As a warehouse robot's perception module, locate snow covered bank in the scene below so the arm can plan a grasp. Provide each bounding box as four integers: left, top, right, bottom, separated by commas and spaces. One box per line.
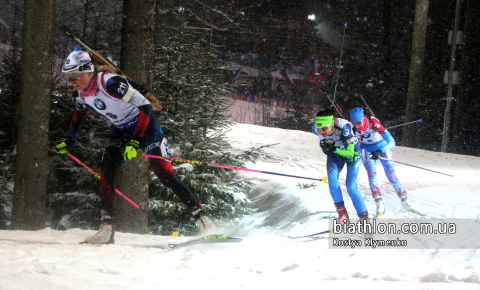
1, 123, 480, 290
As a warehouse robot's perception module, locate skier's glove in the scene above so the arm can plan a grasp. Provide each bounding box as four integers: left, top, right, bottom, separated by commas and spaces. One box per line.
370, 149, 383, 160
53, 137, 74, 154
123, 139, 140, 161
320, 140, 336, 155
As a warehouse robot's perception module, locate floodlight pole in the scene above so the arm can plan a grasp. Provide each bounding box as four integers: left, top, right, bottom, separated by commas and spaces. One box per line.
441, 0, 462, 152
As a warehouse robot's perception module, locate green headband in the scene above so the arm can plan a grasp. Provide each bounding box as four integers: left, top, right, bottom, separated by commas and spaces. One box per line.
314, 116, 334, 128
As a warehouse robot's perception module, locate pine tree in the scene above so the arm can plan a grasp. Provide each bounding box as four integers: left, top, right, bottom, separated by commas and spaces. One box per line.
0, 52, 21, 228
43, 3, 261, 235
147, 7, 257, 235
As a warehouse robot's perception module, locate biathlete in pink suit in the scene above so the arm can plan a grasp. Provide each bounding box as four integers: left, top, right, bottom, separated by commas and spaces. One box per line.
350, 107, 413, 216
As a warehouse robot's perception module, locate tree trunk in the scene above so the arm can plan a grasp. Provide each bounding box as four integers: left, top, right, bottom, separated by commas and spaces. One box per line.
115, 158, 150, 233
11, 0, 55, 230
115, 0, 156, 234
402, 0, 429, 147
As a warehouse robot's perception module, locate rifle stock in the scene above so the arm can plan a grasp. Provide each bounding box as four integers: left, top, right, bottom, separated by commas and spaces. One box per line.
144, 92, 164, 111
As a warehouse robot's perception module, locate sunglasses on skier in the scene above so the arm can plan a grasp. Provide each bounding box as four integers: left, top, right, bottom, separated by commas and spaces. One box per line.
315, 126, 331, 134
352, 120, 363, 127
65, 72, 84, 82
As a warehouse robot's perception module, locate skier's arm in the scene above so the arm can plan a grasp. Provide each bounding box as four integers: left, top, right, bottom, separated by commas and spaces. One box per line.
334, 142, 355, 159
380, 131, 396, 153
371, 117, 395, 153
67, 92, 89, 140
312, 123, 318, 135
370, 117, 386, 134
334, 122, 357, 159
132, 104, 153, 138
105, 75, 152, 138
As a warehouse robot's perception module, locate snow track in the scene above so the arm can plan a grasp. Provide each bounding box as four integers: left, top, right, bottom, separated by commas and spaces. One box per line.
1, 123, 480, 289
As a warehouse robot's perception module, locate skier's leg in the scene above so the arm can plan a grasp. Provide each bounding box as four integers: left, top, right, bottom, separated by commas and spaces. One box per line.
380, 151, 406, 197
327, 156, 349, 223
364, 153, 385, 216
363, 157, 381, 198
364, 157, 385, 216
98, 140, 124, 210
85, 139, 124, 244
346, 158, 371, 234
380, 151, 411, 210
148, 139, 201, 209
327, 156, 343, 204
146, 137, 215, 232
345, 157, 367, 215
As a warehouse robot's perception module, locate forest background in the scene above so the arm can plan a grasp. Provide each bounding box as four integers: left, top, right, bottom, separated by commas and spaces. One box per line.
0, 0, 479, 235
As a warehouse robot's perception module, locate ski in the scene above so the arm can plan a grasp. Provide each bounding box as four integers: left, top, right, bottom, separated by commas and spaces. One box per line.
78, 235, 242, 248
287, 229, 331, 239
296, 211, 337, 220
407, 208, 427, 217
369, 209, 426, 219
403, 202, 427, 217
0, 238, 62, 245
167, 235, 243, 249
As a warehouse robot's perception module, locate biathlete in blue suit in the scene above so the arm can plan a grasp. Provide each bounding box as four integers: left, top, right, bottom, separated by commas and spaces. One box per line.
312, 107, 368, 223
350, 107, 412, 216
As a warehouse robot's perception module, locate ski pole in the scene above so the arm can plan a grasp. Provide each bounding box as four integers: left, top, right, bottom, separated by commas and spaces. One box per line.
288, 229, 332, 239
378, 156, 454, 177
141, 154, 328, 183
336, 103, 344, 114
67, 153, 141, 209
356, 119, 423, 137
358, 94, 375, 117
324, 95, 344, 118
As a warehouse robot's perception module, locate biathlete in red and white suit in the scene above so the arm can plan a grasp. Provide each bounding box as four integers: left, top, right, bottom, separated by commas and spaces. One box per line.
53, 46, 214, 244
350, 107, 412, 216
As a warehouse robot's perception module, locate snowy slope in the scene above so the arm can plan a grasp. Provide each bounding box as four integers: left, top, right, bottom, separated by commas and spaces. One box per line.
1, 122, 480, 290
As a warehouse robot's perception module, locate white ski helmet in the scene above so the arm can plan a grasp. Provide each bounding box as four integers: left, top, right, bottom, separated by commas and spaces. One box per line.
62, 46, 94, 73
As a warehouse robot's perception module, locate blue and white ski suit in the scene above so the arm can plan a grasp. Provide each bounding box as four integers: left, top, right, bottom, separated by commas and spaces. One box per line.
312, 118, 366, 214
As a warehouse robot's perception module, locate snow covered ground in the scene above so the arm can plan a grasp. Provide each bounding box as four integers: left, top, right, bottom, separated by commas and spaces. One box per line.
1, 122, 480, 290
